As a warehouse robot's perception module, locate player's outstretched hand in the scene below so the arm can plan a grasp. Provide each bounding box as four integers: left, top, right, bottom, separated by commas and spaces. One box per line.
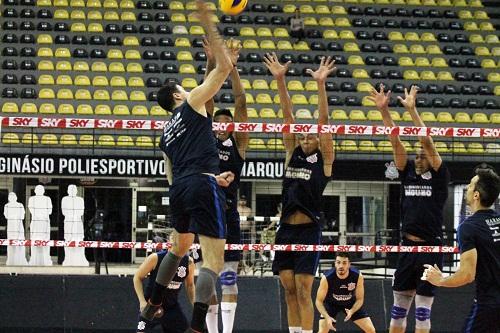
225, 38, 242, 66
344, 308, 353, 322
202, 36, 214, 63
367, 84, 391, 112
216, 171, 235, 187
326, 315, 336, 331
263, 52, 290, 79
421, 264, 444, 286
306, 56, 336, 83
398, 85, 419, 110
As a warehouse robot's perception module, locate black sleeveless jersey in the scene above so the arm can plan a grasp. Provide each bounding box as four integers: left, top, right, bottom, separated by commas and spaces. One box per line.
458, 209, 500, 305
217, 135, 244, 210
400, 161, 450, 241
281, 147, 330, 224
144, 251, 190, 308
324, 268, 360, 308
159, 102, 219, 182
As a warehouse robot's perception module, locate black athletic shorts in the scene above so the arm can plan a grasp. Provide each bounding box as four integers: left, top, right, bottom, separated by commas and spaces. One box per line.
462, 302, 500, 333
136, 303, 188, 333
322, 303, 370, 322
224, 208, 241, 262
392, 238, 443, 297
272, 222, 321, 275
170, 174, 226, 239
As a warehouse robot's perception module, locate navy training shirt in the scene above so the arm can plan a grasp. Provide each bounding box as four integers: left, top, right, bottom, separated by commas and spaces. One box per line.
144, 251, 190, 308
457, 209, 500, 306
281, 147, 330, 224
159, 102, 219, 182
400, 160, 450, 241
324, 268, 360, 308
217, 135, 244, 211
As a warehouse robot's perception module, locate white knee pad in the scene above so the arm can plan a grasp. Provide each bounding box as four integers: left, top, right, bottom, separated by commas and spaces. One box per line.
390, 290, 415, 328
220, 261, 238, 295
415, 295, 434, 330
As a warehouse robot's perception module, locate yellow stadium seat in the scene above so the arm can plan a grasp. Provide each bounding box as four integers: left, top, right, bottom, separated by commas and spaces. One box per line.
55, 0, 68, 5
70, 0, 85, 6
57, 89, 74, 100
393, 44, 409, 53
288, 81, 304, 91
480, 22, 494, 31
245, 93, 255, 104
486, 143, 500, 154
259, 108, 277, 118
37, 34, 53, 44
136, 136, 154, 148
120, 11, 136, 21
458, 10, 473, 19
308, 95, 319, 105
353, 69, 370, 79
97, 135, 115, 147
38, 48, 53, 57
54, 9, 69, 19
331, 6, 347, 15
111, 90, 128, 101
488, 73, 500, 82
475, 46, 491, 56
291, 95, 308, 105
495, 86, 500, 96
77, 104, 93, 114
130, 91, 146, 101
405, 32, 420, 41
244, 108, 257, 118
434, 142, 448, 153
93, 105, 111, 115
455, 112, 472, 123
437, 71, 454, 81
481, 59, 496, 68
87, 0, 102, 7
331, 109, 348, 120
402, 111, 412, 121
472, 112, 489, 123
104, 11, 119, 20
87, 10, 102, 20
474, 10, 489, 19
150, 105, 168, 116
415, 57, 431, 67
240, 27, 256, 37
467, 143, 484, 154
420, 111, 436, 122
399, 57, 414, 66
92, 76, 109, 86
189, 25, 205, 35
75, 89, 92, 100
175, 37, 191, 48
103, 0, 118, 7
2, 133, 20, 144
58, 104, 74, 114
349, 110, 367, 121
283, 4, 297, 13
267, 138, 285, 151
107, 49, 123, 59
296, 109, 313, 119
239, 79, 251, 90
39, 89, 55, 99
366, 110, 382, 121
56, 75, 73, 86
94, 90, 110, 101
256, 94, 273, 104
390, 111, 402, 121
169, 1, 184, 10
91, 62, 108, 72
305, 81, 318, 91
407, 0, 421, 4
357, 82, 373, 92
273, 28, 289, 38
260, 40, 277, 49
469, 34, 485, 43
181, 78, 197, 90
404, 70, 420, 80
420, 71, 437, 80
22, 103, 37, 114
257, 28, 273, 37
485, 35, 499, 44
123, 50, 141, 60
132, 105, 149, 116
179, 64, 196, 74
74, 75, 90, 86
340, 140, 358, 152
450, 142, 466, 154
22, 133, 38, 144
437, 112, 454, 122
38, 75, 55, 85
55, 61, 71, 71
128, 77, 144, 87
171, 13, 187, 22
113, 105, 130, 115
491, 113, 500, 124
59, 134, 77, 145
38, 60, 54, 71
277, 41, 293, 50
126, 63, 143, 73
431, 58, 447, 67
252, 79, 269, 90
377, 141, 393, 152
109, 76, 126, 87
300, 5, 315, 13
421, 33, 436, 42
491, 47, 500, 57
73, 61, 90, 71
78, 135, 95, 146
315, 5, 330, 14
389, 32, 404, 41
340, 30, 355, 40
243, 40, 259, 49
359, 141, 377, 152
293, 41, 310, 51
361, 96, 375, 107
323, 30, 338, 39
410, 44, 426, 54
335, 17, 351, 27
71, 23, 87, 32
109, 62, 125, 72
426, 45, 442, 54
348, 55, 365, 65
248, 138, 267, 150
122, 36, 139, 46
344, 42, 360, 52
40, 103, 56, 114
2, 102, 19, 113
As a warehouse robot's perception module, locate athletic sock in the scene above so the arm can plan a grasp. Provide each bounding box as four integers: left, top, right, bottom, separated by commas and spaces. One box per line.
221, 301, 237, 333
289, 327, 302, 333
191, 268, 218, 331
205, 304, 219, 333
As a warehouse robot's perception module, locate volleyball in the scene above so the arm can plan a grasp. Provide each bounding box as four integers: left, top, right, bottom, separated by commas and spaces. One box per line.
219, 0, 248, 15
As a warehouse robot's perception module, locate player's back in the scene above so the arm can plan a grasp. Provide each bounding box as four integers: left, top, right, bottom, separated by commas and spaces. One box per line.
160, 102, 219, 182
459, 209, 500, 305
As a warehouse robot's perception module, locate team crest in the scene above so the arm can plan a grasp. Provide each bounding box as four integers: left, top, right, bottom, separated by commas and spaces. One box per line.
421, 171, 432, 180
347, 282, 356, 291
177, 266, 187, 278
222, 138, 233, 147
306, 153, 318, 163
385, 161, 399, 180
137, 321, 146, 330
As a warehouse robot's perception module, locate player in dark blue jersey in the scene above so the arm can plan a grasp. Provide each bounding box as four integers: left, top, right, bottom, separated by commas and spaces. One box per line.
316, 253, 376, 333
133, 249, 195, 333
140, 2, 237, 332
369, 85, 450, 333
422, 167, 500, 333
264, 53, 336, 333
202, 36, 249, 333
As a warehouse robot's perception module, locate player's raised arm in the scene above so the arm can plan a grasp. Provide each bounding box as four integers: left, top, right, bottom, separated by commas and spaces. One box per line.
399, 86, 442, 171
306, 56, 336, 177
368, 84, 407, 171
202, 36, 216, 116
263, 52, 295, 165
187, 0, 233, 113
